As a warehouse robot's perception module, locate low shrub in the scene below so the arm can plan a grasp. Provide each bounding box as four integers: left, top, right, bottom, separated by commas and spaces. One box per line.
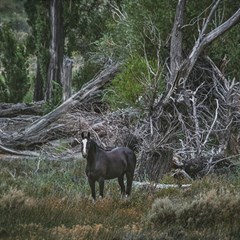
148, 188, 240, 239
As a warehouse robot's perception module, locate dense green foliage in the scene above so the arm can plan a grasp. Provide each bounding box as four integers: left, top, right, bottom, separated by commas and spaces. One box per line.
24, 1, 50, 101
63, 0, 113, 90
98, 0, 174, 109
96, 0, 175, 60
0, 0, 240, 107
104, 55, 165, 110
0, 0, 28, 32
0, 24, 29, 103
100, 0, 240, 109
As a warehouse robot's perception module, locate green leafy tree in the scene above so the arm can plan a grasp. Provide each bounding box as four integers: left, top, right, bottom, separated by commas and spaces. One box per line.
25, 1, 50, 101
0, 75, 8, 102
63, 0, 113, 89
96, 0, 175, 61
24, 0, 111, 105
0, 24, 29, 103
99, 0, 173, 110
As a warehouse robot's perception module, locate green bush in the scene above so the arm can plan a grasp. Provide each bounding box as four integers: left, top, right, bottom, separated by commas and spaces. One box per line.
104, 55, 164, 110
148, 188, 240, 238
95, 0, 175, 61
73, 61, 102, 91
0, 24, 29, 103
0, 75, 9, 102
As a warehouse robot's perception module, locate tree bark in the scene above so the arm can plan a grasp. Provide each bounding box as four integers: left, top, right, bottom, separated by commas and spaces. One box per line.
45, 0, 64, 102
34, 60, 44, 101
61, 56, 73, 101
169, 0, 186, 86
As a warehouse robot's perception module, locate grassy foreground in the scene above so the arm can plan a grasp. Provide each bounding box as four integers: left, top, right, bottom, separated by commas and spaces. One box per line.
0, 157, 240, 239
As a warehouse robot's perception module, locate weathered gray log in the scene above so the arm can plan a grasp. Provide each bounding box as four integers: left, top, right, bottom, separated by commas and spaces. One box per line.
0, 102, 44, 118
0, 144, 39, 157
132, 181, 191, 189
169, 0, 186, 87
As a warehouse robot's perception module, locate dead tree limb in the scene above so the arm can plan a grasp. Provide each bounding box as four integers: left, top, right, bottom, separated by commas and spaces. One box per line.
180, 6, 240, 86
161, 3, 240, 106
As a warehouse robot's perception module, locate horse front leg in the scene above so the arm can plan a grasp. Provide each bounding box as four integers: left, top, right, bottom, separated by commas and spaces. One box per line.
88, 178, 96, 201
99, 177, 105, 198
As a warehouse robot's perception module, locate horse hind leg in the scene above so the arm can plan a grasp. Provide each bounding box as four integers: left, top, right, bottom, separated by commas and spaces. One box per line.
126, 172, 134, 196
99, 177, 105, 199
118, 175, 126, 197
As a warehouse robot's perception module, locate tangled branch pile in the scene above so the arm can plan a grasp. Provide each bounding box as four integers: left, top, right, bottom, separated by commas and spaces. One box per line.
136, 57, 240, 181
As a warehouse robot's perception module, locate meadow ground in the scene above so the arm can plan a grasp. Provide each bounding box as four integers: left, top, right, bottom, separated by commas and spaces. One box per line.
0, 157, 240, 239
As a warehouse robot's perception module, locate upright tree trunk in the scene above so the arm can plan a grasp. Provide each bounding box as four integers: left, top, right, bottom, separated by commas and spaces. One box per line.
61, 57, 73, 101
33, 60, 44, 101
169, 0, 186, 86
45, 0, 64, 102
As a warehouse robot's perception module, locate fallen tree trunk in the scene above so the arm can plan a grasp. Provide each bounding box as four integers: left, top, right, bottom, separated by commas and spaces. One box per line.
0, 144, 39, 157
0, 102, 44, 118
133, 181, 191, 190
1, 63, 120, 148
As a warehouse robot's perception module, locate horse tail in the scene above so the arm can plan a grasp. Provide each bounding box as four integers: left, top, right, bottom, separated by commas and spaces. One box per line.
125, 134, 139, 153
124, 149, 137, 173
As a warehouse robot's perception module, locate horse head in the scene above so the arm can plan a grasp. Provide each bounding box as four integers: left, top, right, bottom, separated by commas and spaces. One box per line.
81, 131, 91, 158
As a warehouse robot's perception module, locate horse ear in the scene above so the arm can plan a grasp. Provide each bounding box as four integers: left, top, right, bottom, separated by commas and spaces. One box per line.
87, 132, 90, 138
81, 132, 85, 139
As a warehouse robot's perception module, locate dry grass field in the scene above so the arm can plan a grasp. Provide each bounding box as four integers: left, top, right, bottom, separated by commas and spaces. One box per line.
0, 157, 240, 239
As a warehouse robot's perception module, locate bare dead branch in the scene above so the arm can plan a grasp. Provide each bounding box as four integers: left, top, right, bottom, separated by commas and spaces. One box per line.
204, 8, 240, 45
203, 99, 219, 147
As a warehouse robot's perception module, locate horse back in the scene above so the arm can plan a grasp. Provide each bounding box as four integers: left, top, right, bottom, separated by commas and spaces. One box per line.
108, 147, 136, 171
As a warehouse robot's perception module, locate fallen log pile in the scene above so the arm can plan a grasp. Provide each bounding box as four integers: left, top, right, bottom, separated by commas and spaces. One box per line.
0, 63, 139, 165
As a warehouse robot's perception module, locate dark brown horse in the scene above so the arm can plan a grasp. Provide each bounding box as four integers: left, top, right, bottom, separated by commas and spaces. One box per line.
81, 132, 136, 200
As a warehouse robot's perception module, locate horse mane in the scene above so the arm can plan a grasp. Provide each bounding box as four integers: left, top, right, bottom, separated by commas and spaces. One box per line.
90, 139, 114, 151
90, 139, 104, 150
